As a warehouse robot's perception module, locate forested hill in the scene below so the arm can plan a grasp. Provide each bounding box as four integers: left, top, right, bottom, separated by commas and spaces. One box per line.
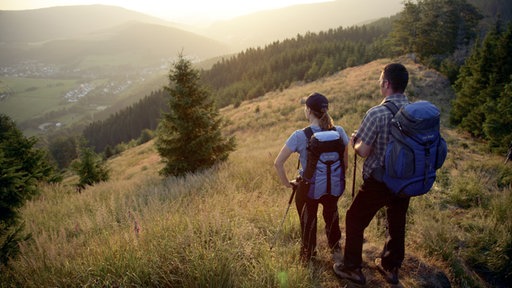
200, 21, 392, 108
80, 21, 393, 154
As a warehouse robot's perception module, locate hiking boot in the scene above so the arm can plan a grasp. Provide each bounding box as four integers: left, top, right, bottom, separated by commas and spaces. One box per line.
333, 263, 366, 285
375, 258, 399, 285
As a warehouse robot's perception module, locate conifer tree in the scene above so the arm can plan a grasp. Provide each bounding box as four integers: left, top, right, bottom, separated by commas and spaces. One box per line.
452, 22, 512, 152
390, 1, 420, 55
390, 0, 481, 62
71, 144, 109, 190
48, 135, 78, 169
484, 80, 512, 151
0, 114, 57, 266
156, 54, 236, 176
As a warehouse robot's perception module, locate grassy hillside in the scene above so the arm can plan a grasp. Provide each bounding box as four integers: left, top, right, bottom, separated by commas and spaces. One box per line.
2, 58, 510, 287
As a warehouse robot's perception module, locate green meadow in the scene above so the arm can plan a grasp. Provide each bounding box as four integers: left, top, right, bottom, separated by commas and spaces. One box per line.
0, 77, 78, 122
0, 69, 167, 136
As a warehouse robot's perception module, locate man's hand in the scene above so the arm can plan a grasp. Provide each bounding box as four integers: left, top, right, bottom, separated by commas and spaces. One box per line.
350, 130, 358, 148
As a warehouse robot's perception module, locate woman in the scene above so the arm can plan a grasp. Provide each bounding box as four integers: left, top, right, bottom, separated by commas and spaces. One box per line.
274, 92, 349, 262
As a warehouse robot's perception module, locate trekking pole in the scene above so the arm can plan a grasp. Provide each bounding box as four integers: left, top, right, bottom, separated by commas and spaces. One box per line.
270, 182, 297, 250
352, 153, 357, 199
506, 142, 512, 164
351, 135, 359, 199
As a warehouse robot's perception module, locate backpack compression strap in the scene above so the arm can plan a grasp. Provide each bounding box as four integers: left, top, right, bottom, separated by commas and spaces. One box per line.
303, 126, 337, 140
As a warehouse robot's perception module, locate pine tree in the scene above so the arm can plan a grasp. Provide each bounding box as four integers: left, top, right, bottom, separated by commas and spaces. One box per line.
48, 135, 78, 169
390, 0, 481, 62
484, 80, 512, 152
390, 1, 419, 55
483, 23, 512, 152
452, 22, 512, 151
71, 144, 109, 191
156, 54, 236, 176
450, 36, 491, 137
0, 114, 57, 266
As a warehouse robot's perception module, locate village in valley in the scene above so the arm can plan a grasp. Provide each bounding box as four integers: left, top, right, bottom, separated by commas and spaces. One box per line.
0, 59, 171, 133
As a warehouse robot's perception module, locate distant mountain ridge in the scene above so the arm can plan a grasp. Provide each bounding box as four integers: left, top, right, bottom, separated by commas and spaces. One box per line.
0, 5, 230, 65
1, 1, 508, 60
0, 5, 177, 42
0, 2, 404, 54
205, 0, 403, 50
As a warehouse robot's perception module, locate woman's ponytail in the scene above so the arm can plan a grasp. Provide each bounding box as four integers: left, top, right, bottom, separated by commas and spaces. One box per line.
311, 109, 334, 130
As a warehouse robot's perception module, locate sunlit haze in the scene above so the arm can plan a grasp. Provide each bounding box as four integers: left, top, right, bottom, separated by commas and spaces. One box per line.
1, 0, 335, 25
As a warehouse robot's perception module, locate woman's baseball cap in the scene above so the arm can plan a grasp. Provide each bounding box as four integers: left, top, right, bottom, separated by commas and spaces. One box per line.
305, 92, 329, 113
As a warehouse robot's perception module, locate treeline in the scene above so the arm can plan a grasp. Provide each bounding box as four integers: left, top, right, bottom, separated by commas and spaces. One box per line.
200, 22, 393, 108
389, 0, 483, 82
82, 90, 168, 153
451, 21, 512, 153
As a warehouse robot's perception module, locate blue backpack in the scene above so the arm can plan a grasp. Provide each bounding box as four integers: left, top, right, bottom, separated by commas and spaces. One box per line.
381, 101, 447, 197
302, 127, 345, 199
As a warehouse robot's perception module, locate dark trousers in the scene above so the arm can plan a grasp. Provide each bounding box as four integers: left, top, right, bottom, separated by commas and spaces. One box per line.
343, 177, 410, 269
295, 184, 342, 256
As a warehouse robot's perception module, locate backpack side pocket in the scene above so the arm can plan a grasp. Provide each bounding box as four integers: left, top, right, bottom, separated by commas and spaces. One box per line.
435, 137, 448, 170
385, 140, 415, 178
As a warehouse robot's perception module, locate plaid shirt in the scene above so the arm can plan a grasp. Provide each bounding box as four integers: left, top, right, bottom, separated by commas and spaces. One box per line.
355, 94, 409, 180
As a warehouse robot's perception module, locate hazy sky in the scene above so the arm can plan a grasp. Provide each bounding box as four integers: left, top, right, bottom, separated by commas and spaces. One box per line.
0, 0, 334, 25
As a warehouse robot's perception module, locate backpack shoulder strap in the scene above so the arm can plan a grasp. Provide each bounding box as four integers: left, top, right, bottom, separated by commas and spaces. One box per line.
303, 126, 314, 140
299, 127, 314, 171
382, 100, 399, 116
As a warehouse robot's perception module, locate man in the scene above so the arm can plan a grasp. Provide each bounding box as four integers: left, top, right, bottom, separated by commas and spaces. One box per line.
333, 63, 410, 285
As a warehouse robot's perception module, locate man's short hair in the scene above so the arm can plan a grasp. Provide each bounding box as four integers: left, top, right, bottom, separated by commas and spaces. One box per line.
383, 63, 409, 93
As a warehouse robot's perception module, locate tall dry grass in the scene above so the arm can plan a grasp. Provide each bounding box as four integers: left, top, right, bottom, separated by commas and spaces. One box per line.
2, 58, 510, 287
